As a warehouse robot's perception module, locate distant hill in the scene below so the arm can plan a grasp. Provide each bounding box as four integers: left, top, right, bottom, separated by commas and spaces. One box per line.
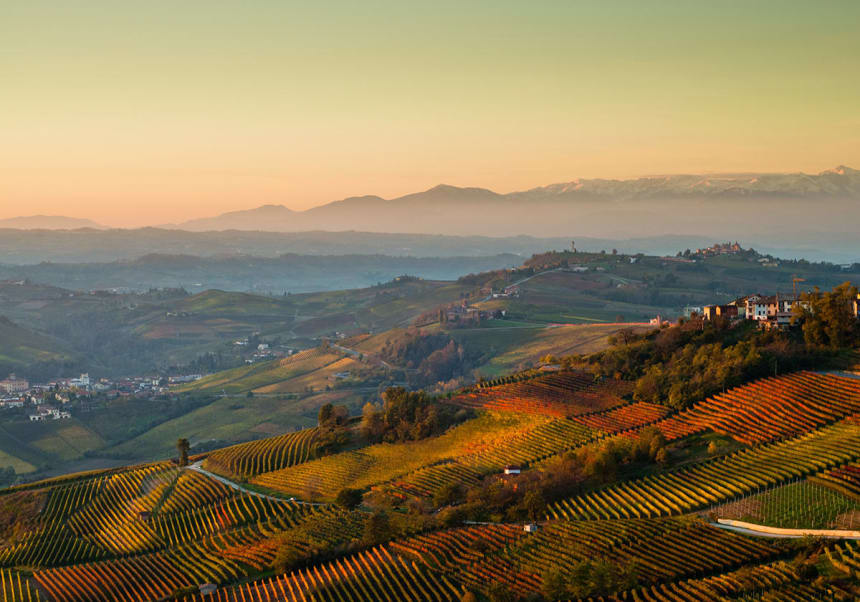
0, 316, 79, 377
168, 166, 860, 239
0, 215, 104, 230
0, 252, 524, 293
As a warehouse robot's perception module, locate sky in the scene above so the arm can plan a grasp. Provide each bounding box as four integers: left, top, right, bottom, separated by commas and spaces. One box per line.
1, 1, 859, 227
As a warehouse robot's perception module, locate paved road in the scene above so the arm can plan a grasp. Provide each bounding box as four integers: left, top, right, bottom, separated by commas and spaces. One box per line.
711, 521, 860, 540
187, 460, 328, 507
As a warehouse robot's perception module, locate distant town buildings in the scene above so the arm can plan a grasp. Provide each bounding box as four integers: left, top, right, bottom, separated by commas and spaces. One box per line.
703, 294, 800, 330
0, 374, 29, 394
28, 406, 71, 421
694, 242, 743, 257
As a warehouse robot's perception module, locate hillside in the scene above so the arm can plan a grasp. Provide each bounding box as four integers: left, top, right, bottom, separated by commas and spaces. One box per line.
2, 361, 860, 600
0, 316, 80, 376
0, 253, 523, 293
0, 257, 855, 481
2, 229, 857, 265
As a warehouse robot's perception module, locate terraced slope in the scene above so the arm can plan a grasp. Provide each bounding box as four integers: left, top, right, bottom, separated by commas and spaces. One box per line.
449, 371, 632, 417
203, 427, 321, 479
650, 371, 860, 444
550, 417, 860, 520
250, 413, 595, 501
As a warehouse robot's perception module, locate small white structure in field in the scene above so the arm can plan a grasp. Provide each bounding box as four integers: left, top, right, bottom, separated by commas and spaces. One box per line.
524, 523, 540, 533
503, 466, 521, 475
199, 584, 218, 596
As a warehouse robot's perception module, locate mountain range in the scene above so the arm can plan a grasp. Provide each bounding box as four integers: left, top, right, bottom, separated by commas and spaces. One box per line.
0, 215, 105, 230
168, 165, 860, 238
2, 166, 858, 243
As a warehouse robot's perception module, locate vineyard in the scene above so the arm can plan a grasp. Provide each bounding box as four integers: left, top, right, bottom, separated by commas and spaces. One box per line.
709, 478, 860, 530
202, 428, 321, 480
170, 546, 463, 602
649, 371, 860, 444
572, 401, 670, 434
3, 367, 860, 599
549, 418, 860, 520
448, 371, 632, 417
250, 412, 552, 500
811, 460, 860, 500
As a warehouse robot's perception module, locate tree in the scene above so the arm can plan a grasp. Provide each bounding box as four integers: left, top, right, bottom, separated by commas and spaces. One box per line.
176, 438, 190, 466
318, 403, 334, 427
541, 568, 569, 600
460, 592, 478, 602
335, 488, 363, 510
522, 490, 546, 520
362, 511, 392, 546
794, 282, 859, 349
433, 482, 463, 507
360, 402, 383, 441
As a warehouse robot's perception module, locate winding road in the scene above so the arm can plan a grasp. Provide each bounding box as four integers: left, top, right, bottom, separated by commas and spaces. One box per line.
187, 460, 328, 507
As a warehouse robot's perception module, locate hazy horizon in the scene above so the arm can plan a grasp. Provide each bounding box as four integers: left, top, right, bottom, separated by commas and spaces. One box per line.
3, 1, 859, 227
2, 164, 858, 229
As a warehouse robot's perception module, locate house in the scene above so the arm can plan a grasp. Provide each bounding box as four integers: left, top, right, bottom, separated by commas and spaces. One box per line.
0, 374, 29, 394
524, 523, 540, 533
854, 293, 860, 319
702, 305, 739, 321
504, 466, 521, 475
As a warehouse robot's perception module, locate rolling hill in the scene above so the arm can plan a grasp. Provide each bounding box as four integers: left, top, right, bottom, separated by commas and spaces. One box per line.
0, 316, 80, 376
2, 356, 860, 600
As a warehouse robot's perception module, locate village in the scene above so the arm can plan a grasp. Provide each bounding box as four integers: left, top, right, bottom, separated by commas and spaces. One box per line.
699, 290, 860, 330
0, 371, 204, 422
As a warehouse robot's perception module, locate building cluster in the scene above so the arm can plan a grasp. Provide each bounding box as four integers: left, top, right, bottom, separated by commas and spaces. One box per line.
0, 370, 207, 419
694, 242, 743, 257
444, 301, 504, 324
704, 292, 860, 330
234, 336, 295, 364
703, 294, 797, 330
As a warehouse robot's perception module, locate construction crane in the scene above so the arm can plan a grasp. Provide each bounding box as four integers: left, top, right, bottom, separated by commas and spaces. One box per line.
792, 277, 806, 300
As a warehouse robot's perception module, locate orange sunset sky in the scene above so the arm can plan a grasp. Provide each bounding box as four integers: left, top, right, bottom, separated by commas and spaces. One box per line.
2, 1, 859, 227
